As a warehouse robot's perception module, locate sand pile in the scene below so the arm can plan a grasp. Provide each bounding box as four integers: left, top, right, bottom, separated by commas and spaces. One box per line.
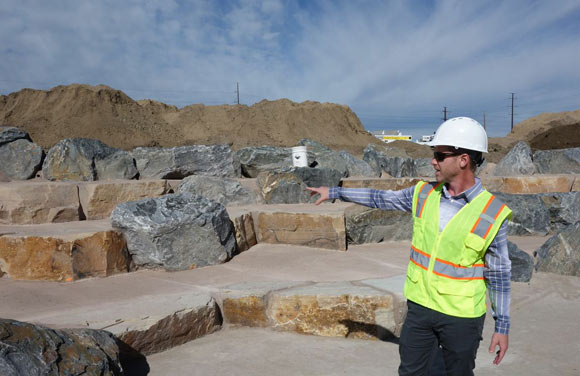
487, 109, 580, 161
0, 84, 384, 156
1, 84, 578, 160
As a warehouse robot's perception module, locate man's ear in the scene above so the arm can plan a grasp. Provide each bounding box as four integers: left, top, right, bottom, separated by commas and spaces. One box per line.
459, 154, 470, 168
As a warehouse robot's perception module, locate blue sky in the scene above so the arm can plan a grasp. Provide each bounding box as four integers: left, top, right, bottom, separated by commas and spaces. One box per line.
2, 0, 580, 139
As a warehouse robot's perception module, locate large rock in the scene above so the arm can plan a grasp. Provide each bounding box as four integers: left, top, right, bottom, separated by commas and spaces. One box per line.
0, 181, 80, 224
178, 175, 264, 206
256, 167, 342, 204
345, 205, 413, 244
133, 144, 239, 179
507, 241, 533, 282
533, 147, 580, 174
297, 139, 349, 177
0, 138, 43, 180
0, 318, 123, 375
43, 138, 137, 181
0, 126, 29, 146
0, 221, 130, 281
78, 180, 171, 220
414, 158, 435, 178
235, 146, 293, 178
540, 192, 580, 233
535, 222, 580, 277
110, 193, 237, 270
362, 144, 416, 178
494, 141, 537, 176
492, 193, 550, 235
337, 150, 379, 178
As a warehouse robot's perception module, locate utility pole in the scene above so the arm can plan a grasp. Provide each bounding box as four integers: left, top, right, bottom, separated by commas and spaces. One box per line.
442, 106, 448, 121
236, 82, 240, 105
483, 112, 486, 130
510, 92, 515, 131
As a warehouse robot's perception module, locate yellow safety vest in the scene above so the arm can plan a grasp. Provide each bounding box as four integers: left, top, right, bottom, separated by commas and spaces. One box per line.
404, 181, 512, 318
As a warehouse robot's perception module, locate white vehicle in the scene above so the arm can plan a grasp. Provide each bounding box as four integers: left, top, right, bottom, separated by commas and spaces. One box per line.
417, 134, 435, 144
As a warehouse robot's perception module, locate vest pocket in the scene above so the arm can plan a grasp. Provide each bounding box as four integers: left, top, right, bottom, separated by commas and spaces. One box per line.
461, 232, 486, 266
436, 278, 475, 297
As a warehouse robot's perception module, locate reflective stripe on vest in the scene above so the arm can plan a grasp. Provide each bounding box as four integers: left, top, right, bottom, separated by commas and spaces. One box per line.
470, 195, 507, 239
415, 182, 443, 218
410, 245, 484, 280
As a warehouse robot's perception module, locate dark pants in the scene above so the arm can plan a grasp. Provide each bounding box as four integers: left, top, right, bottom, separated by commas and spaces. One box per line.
398, 301, 485, 376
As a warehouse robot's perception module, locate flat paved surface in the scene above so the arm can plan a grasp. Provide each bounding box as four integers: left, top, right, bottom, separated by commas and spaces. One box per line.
1, 235, 579, 375
145, 271, 580, 376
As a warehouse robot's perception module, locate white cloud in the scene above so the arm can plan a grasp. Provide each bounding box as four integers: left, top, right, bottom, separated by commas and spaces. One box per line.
1, 0, 579, 136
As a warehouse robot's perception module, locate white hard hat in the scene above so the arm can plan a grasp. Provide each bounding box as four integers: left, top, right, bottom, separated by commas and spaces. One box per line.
428, 117, 488, 153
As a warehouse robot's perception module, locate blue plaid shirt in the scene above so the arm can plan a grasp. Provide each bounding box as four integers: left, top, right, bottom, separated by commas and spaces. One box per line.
329, 178, 511, 334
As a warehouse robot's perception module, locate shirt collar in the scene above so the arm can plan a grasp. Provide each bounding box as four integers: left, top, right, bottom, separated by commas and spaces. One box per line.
441, 178, 483, 202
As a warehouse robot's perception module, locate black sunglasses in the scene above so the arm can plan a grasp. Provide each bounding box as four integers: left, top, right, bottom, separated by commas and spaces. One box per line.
433, 151, 462, 162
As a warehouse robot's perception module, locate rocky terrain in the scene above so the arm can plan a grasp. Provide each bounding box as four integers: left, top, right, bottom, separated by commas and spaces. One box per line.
0, 84, 579, 374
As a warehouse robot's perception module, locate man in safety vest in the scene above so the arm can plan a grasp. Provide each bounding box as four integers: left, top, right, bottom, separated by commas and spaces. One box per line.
307, 117, 512, 375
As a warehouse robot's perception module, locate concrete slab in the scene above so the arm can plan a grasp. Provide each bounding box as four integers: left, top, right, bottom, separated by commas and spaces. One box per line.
144, 271, 580, 376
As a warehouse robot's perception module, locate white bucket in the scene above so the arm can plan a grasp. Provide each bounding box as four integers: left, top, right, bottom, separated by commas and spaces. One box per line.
292, 146, 308, 167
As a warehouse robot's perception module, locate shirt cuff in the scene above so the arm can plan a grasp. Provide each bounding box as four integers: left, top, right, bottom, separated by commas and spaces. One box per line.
494, 317, 510, 335
329, 186, 340, 200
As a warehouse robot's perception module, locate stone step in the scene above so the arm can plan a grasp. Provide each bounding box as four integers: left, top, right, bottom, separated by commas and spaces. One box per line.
228, 203, 350, 251
221, 277, 407, 340
0, 220, 130, 281
342, 174, 580, 194
0, 179, 171, 225
1, 174, 577, 226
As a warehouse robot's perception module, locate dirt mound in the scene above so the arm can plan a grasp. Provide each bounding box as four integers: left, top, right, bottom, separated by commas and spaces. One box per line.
490, 110, 580, 149
0, 84, 384, 156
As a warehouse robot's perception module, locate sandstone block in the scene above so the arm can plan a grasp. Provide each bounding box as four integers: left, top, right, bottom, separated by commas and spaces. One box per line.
221, 281, 306, 328
0, 221, 129, 281
253, 209, 346, 251
499, 175, 573, 194
341, 177, 422, 191
0, 181, 80, 224
267, 282, 397, 340
110, 292, 222, 355
78, 179, 170, 220
227, 208, 257, 253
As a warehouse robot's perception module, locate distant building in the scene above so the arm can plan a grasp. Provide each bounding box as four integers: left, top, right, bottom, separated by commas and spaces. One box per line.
372, 130, 412, 143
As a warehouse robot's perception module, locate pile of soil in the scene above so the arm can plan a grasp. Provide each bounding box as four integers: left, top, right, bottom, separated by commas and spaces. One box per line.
0, 84, 385, 157
1, 84, 578, 161
488, 109, 580, 162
